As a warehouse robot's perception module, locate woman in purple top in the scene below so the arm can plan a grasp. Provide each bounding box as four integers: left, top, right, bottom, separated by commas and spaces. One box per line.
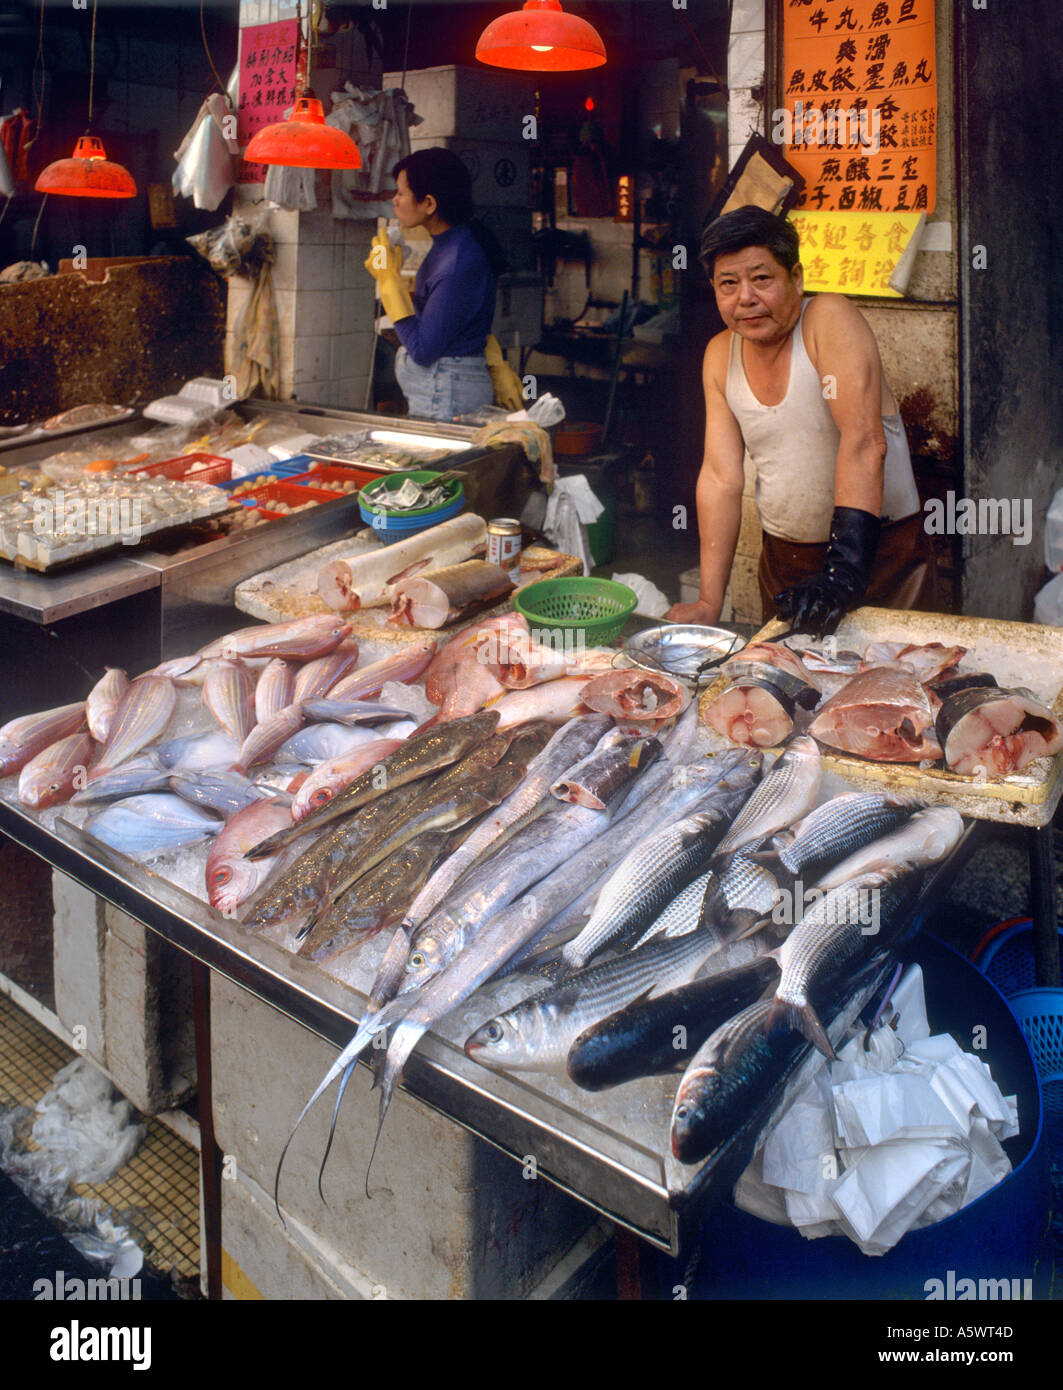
364, 147, 497, 421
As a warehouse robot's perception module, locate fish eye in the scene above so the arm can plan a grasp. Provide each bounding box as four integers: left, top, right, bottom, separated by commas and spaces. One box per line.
312, 790, 331, 805
211, 867, 232, 885
675, 1105, 689, 1120
483, 1021, 503, 1043
409, 952, 426, 969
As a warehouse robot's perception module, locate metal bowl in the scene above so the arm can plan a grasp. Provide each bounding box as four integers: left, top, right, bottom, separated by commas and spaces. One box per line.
622, 624, 743, 684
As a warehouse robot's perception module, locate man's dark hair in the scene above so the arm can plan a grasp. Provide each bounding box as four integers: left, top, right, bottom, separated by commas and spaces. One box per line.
393, 147, 474, 226
699, 205, 801, 277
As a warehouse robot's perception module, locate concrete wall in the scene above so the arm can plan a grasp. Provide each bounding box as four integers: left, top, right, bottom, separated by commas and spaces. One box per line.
957, 3, 1063, 620
0, 259, 224, 426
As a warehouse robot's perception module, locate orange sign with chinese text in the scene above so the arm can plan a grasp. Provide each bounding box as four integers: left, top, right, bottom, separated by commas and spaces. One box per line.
782, 0, 936, 216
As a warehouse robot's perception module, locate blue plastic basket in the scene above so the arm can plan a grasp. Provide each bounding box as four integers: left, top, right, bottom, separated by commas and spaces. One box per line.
357, 471, 465, 545
1007, 989, 1063, 1120
976, 920, 1063, 994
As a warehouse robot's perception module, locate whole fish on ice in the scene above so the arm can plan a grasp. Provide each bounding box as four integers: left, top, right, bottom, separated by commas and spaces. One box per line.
86, 669, 129, 744
85, 794, 223, 858
0, 702, 87, 778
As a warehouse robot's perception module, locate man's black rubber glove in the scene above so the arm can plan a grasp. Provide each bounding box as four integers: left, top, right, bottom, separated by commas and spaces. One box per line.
774, 505, 882, 637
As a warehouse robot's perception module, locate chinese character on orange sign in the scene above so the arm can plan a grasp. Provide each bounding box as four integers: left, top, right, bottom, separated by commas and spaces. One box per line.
780, 0, 936, 216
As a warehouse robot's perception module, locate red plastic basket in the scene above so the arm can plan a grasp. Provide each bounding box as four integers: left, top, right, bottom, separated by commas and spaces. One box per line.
244, 481, 336, 519
288, 463, 385, 492
130, 452, 233, 485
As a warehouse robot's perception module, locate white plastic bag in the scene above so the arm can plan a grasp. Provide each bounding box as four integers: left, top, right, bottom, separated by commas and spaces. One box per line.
1034, 571, 1063, 627
1044, 487, 1063, 572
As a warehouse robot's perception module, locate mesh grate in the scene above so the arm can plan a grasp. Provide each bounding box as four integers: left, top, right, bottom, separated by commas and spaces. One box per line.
0, 993, 199, 1280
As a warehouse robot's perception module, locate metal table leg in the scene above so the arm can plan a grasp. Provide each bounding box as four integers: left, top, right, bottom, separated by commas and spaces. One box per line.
1028, 824, 1059, 987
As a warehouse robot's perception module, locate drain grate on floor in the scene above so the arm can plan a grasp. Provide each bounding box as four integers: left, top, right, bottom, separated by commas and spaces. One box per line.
0, 993, 200, 1284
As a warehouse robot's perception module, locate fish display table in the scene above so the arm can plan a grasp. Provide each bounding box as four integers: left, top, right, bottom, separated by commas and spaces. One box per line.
0, 754, 976, 1265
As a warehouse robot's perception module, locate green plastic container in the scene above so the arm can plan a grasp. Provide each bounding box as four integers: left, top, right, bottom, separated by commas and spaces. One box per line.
513, 577, 638, 646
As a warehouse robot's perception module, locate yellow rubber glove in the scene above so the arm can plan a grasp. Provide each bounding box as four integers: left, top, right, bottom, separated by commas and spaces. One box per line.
364, 232, 414, 323
484, 334, 525, 411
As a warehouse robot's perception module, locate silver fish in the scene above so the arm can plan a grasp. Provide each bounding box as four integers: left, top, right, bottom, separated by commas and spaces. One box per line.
84, 793, 223, 858
562, 759, 761, 969
203, 657, 257, 743
712, 735, 821, 858
465, 930, 723, 1073
277, 721, 385, 765
71, 758, 173, 805
154, 729, 242, 772
632, 871, 713, 949
86, 668, 129, 744
401, 714, 613, 933
699, 850, 780, 939
255, 660, 296, 723
299, 699, 412, 727
169, 770, 269, 818
813, 806, 964, 893
0, 701, 87, 778
768, 871, 919, 1059
765, 791, 921, 883
92, 676, 176, 776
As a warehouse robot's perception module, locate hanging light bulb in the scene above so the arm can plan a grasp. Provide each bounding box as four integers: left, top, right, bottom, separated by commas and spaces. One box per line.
476, 0, 607, 72
244, 0, 361, 170
245, 93, 361, 170
34, 0, 136, 199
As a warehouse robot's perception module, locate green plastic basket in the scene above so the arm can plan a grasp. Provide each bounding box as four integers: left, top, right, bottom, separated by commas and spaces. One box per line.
513, 577, 638, 646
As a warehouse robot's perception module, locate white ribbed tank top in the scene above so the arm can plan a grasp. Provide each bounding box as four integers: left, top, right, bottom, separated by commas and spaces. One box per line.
724, 300, 920, 543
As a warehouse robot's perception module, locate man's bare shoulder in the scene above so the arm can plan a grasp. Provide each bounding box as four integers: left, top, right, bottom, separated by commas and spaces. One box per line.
703, 329, 732, 393
803, 292, 868, 328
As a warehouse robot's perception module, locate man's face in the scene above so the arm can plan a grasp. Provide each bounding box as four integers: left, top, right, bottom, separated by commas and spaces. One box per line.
711, 245, 804, 345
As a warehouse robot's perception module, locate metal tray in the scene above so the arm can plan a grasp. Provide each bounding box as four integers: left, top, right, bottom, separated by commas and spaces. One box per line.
699, 607, 1063, 827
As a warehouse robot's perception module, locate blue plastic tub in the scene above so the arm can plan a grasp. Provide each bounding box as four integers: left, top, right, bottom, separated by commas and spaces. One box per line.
659, 935, 1050, 1300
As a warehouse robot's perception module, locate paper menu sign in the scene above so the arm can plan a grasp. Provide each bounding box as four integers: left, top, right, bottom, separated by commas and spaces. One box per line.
236, 20, 299, 184
781, 0, 937, 216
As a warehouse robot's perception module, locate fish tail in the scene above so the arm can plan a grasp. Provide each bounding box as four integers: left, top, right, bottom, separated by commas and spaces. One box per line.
317, 1058, 358, 1207
766, 993, 835, 1060
366, 1021, 424, 1198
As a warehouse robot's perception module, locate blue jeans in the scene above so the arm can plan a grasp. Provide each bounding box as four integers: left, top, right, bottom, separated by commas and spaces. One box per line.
394, 347, 494, 422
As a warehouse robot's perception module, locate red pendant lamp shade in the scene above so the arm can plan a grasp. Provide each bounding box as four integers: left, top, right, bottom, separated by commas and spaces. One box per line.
245, 95, 361, 169
476, 0, 607, 72
35, 135, 136, 199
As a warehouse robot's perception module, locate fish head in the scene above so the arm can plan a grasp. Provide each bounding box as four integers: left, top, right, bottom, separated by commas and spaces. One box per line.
291, 775, 342, 821
206, 853, 260, 917
399, 929, 454, 993
464, 1011, 529, 1066
670, 1068, 719, 1163
19, 767, 74, 809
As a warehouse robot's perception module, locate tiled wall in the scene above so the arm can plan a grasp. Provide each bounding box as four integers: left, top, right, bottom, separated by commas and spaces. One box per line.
225, 202, 377, 409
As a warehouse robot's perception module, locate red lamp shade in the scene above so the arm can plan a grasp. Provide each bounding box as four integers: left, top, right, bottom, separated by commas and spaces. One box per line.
35, 135, 136, 199
245, 95, 362, 170
476, 0, 607, 72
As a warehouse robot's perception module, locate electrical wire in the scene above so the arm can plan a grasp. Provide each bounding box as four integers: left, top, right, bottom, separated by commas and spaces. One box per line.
29, 192, 47, 261
23, 0, 46, 153
401, 0, 412, 89
200, 0, 228, 98
87, 0, 98, 128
